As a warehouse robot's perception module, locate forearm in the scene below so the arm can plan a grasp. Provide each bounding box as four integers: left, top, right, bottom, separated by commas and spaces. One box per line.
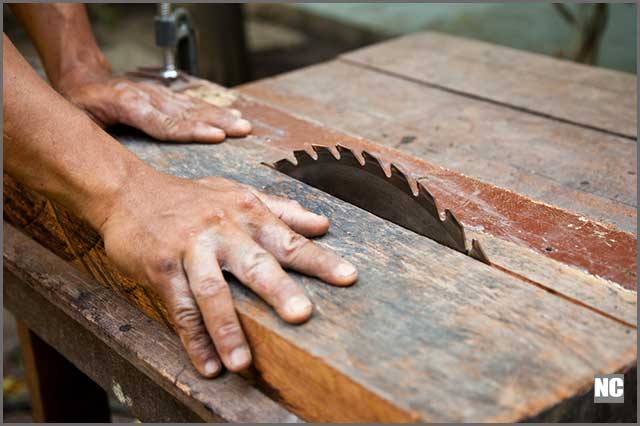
3, 34, 149, 230
9, 3, 111, 91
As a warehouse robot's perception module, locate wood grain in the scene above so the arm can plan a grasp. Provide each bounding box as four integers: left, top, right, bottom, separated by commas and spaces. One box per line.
211, 89, 637, 290
237, 55, 637, 289
341, 31, 637, 138
239, 61, 637, 226
4, 224, 299, 423
4, 132, 636, 421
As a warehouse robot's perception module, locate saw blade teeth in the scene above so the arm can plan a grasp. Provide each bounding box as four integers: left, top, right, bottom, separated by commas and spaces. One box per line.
336, 145, 362, 165
469, 239, 491, 265
328, 145, 341, 160
361, 150, 384, 170
293, 149, 315, 164
416, 182, 440, 217
272, 158, 297, 172
270, 147, 490, 265
304, 145, 319, 160
389, 164, 415, 194
311, 144, 333, 160
336, 144, 365, 165
443, 209, 467, 252
353, 150, 366, 166
335, 144, 349, 156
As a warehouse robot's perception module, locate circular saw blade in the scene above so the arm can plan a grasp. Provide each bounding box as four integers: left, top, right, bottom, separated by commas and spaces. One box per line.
271, 145, 490, 264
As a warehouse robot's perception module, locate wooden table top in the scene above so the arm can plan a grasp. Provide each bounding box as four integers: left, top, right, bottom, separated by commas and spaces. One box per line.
240, 31, 637, 231
4, 32, 637, 422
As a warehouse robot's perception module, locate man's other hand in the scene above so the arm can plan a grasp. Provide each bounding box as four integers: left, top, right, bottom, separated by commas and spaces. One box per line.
60, 77, 252, 143
96, 171, 357, 377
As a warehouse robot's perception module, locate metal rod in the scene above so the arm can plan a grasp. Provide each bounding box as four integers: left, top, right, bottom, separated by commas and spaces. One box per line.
158, 3, 178, 79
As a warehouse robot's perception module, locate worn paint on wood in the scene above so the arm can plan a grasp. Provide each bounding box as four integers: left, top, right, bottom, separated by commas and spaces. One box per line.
341, 31, 637, 138
214, 92, 636, 290
238, 61, 637, 229
3, 131, 636, 421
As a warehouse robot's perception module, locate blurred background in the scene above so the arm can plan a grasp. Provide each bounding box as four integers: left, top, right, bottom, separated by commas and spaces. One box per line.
2, 2, 637, 422
3, 2, 637, 86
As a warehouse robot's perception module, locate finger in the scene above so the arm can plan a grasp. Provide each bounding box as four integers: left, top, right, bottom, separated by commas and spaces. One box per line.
255, 217, 358, 287
220, 227, 313, 324
123, 103, 226, 143
184, 237, 251, 372
249, 189, 329, 237
181, 101, 252, 137
151, 266, 222, 377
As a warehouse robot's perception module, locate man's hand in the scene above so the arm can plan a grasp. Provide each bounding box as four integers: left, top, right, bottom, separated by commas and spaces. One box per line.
58, 76, 252, 143
5, 33, 356, 378
10, 3, 251, 143
97, 170, 357, 377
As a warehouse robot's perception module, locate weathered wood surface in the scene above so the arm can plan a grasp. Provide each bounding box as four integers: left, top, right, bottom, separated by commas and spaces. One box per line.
3, 129, 636, 421
239, 60, 637, 228
238, 59, 637, 290
341, 31, 637, 138
4, 224, 299, 423
227, 93, 637, 293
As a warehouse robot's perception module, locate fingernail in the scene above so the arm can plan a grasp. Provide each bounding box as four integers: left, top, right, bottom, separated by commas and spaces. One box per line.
234, 119, 252, 133
312, 212, 327, 221
285, 295, 312, 317
204, 359, 220, 376
195, 124, 224, 140
336, 261, 357, 279
230, 347, 251, 369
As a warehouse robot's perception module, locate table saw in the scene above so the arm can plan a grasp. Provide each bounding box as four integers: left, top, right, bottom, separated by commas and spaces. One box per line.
3, 32, 637, 422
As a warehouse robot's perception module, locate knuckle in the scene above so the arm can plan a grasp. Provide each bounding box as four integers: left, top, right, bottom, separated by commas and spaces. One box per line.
193, 277, 227, 300
186, 331, 212, 355
174, 308, 204, 339
215, 321, 242, 340
162, 116, 179, 132
243, 251, 272, 283
281, 233, 311, 263
147, 254, 181, 277
237, 191, 261, 211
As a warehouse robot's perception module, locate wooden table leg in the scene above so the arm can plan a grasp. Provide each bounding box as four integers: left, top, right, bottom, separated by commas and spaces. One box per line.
17, 320, 111, 422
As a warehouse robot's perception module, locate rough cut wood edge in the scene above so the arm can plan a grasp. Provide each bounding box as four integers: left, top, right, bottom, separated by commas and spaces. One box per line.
3, 223, 300, 423
467, 229, 637, 327
340, 31, 637, 138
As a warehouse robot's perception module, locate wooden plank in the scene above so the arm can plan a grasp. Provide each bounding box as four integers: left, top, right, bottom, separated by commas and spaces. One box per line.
239, 61, 637, 226
203, 89, 636, 291
236, 63, 637, 289
3, 224, 299, 423
16, 320, 111, 422
3, 131, 636, 421
465, 229, 636, 327
340, 31, 637, 138
8, 274, 207, 422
